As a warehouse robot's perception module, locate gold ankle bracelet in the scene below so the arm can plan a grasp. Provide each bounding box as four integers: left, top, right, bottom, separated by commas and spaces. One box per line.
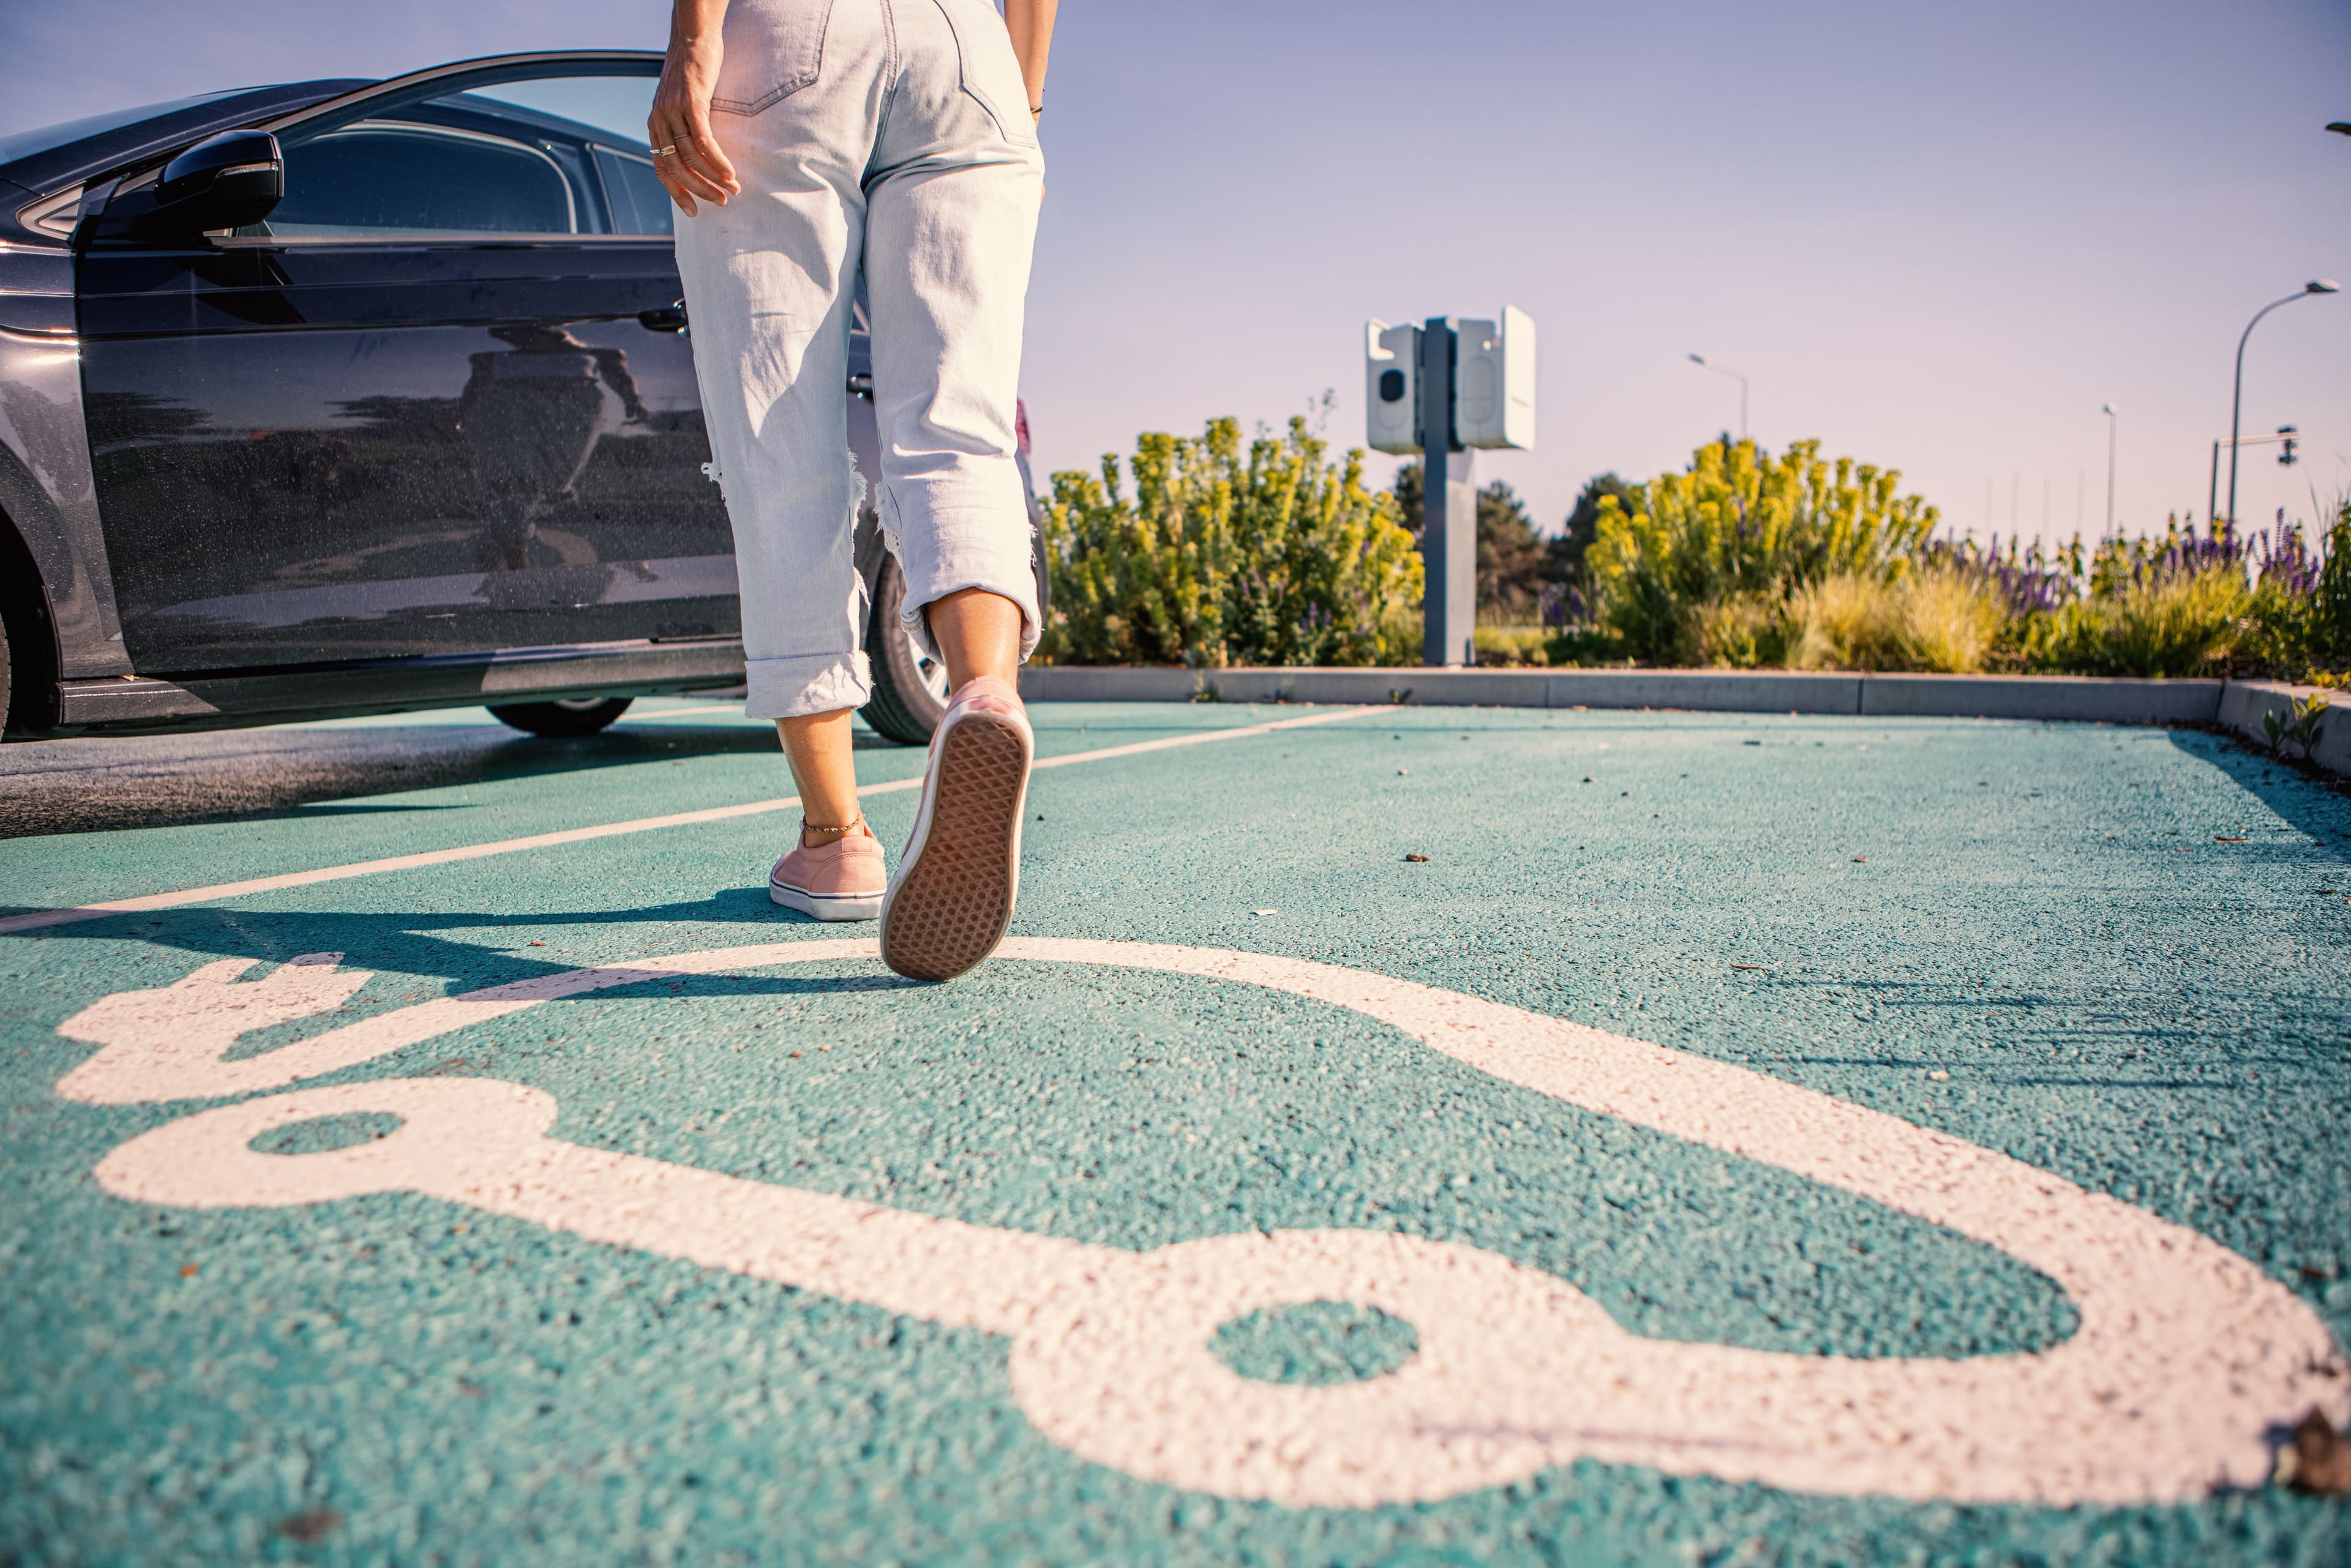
801, 812, 866, 843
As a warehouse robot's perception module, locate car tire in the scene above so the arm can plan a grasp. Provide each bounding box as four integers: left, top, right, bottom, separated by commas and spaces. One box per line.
487, 696, 634, 737
0, 561, 55, 739
861, 553, 950, 746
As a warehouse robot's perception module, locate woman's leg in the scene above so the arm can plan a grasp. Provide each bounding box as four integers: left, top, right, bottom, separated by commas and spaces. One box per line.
667, 0, 900, 917
928, 587, 1024, 692
851, 0, 1044, 978
774, 711, 865, 845
766, 576, 1015, 864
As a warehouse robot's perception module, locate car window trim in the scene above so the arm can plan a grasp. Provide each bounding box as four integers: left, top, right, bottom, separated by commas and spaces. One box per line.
82, 53, 663, 212
254, 52, 663, 144
277, 118, 582, 236
587, 143, 673, 241
20, 186, 84, 239
203, 232, 676, 250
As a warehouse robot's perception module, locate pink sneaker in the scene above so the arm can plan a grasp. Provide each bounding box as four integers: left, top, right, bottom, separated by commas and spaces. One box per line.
769, 823, 886, 921
880, 675, 1033, 980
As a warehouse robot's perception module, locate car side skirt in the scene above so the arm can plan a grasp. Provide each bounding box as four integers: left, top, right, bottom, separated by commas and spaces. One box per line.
45, 636, 746, 736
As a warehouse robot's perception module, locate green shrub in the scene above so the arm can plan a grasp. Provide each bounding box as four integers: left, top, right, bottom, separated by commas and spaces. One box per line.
1698, 591, 1793, 668
1788, 572, 1905, 670
1778, 568, 2006, 673
1899, 568, 2006, 673
2312, 501, 2351, 669
2243, 574, 2318, 678
2028, 563, 2251, 677
1586, 437, 1939, 663
1039, 416, 1422, 667
1473, 625, 1551, 666
2227, 501, 2350, 680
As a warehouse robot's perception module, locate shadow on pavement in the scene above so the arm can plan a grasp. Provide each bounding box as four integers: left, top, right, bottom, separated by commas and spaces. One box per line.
9, 885, 904, 999
0, 721, 902, 840
2169, 727, 2351, 855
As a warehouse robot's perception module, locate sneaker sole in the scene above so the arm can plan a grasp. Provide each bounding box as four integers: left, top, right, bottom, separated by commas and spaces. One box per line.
880, 702, 1032, 981
768, 879, 883, 921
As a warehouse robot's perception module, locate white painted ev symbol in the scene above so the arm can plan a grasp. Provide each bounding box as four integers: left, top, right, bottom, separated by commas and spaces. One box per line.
62, 939, 2345, 1509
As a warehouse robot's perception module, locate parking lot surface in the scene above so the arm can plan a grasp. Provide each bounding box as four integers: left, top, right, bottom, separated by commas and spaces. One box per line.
4, 699, 2349, 1565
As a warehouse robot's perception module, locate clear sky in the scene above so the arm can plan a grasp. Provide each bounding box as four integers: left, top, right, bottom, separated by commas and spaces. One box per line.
5, 0, 2347, 546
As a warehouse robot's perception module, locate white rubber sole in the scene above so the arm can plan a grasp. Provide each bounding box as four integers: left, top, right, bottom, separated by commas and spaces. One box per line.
768, 878, 883, 921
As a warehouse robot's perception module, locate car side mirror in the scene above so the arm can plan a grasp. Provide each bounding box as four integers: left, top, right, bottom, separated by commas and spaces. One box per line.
154, 130, 285, 232
158, 130, 284, 222
85, 130, 283, 244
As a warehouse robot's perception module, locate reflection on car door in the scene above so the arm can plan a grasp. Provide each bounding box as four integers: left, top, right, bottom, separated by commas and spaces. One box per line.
75, 70, 735, 674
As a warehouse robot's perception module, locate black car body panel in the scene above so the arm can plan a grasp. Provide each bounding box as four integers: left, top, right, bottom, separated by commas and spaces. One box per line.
0, 244, 126, 687
3, 83, 383, 711
0, 51, 1037, 740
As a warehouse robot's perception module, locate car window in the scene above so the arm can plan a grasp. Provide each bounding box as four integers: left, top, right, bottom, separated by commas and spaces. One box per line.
264, 122, 577, 237
252, 72, 670, 240
593, 147, 674, 238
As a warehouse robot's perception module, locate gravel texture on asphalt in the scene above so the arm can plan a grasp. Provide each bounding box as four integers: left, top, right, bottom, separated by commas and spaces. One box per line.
3, 701, 2348, 1564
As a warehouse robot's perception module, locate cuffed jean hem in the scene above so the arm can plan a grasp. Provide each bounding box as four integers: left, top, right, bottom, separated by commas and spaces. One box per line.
899, 560, 1044, 669
744, 650, 872, 721
891, 506, 1043, 668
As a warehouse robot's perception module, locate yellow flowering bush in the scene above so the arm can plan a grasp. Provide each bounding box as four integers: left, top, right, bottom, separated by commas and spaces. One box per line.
1038, 416, 1423, 667
1585, 437, 1940, 665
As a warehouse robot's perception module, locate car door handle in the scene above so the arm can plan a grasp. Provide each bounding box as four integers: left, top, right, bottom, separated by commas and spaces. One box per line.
637, 301, 688, 333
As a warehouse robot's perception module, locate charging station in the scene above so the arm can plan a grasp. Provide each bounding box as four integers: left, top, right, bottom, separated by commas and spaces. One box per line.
1365, 307, 1535, 666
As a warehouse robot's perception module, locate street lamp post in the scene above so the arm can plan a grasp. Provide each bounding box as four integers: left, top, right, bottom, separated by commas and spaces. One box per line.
1687, 353, 1749, 441
2100, 403, 2117, 535
2226, 280, 2338, 527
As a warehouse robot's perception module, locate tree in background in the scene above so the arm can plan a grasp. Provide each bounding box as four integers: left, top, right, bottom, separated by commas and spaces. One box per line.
1547, 472, 1631, 590
1475, 482, 1547, 619
1391, 459, 1422, 541
1389, 463, 1548, 618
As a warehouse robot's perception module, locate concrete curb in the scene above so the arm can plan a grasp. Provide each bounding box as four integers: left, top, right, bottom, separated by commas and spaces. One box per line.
1016, 665, 2344, 775
1018, 665, 2225, 722
2214, 680, 2347, 775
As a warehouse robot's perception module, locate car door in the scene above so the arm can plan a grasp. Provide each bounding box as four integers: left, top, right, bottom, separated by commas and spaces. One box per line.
75, 55, 736, 675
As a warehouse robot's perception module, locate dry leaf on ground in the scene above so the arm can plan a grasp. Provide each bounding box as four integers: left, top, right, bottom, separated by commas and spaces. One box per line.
2282, 1408, 2351, 1495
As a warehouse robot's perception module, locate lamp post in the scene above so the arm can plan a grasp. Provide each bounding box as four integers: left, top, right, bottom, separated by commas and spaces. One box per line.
2227, 280, 2338, 527
2100, 403, 2117, 535
1687, 353, 1749, 441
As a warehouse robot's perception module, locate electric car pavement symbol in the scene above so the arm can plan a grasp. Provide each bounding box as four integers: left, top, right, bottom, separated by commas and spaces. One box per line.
58, 938, 2344, 1509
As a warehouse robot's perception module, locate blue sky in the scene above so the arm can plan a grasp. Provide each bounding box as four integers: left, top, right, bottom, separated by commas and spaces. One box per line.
4, 0, 2346, 545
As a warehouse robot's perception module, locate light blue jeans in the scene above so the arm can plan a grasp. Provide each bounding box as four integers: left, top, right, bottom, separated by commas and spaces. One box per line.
677, 0, 1045, 719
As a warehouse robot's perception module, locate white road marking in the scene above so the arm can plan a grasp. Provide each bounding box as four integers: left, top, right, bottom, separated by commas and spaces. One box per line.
80, 939, 2344, 1509
608, 702, 718, 721
0, 707, 1371, 935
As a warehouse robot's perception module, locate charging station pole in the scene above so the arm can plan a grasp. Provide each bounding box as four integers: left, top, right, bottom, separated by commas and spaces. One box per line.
1418, 318, 1475, 667
1365, 307, 1531, 668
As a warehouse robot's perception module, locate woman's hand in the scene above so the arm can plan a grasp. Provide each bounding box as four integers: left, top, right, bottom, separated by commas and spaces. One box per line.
648, 0, 741, 217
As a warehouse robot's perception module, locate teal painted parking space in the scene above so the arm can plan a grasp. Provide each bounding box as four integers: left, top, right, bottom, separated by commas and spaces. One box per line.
5, 705, 2349, 1564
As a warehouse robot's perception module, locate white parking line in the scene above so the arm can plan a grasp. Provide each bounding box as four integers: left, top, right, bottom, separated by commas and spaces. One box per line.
610, 702, 718, 721
0, 707, 1372, 934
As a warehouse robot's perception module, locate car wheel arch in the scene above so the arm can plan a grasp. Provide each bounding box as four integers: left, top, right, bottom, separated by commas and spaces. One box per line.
0, 502, 62, 735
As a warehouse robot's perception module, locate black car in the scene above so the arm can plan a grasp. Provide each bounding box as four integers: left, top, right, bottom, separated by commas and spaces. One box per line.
0, 50, 1043, 745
